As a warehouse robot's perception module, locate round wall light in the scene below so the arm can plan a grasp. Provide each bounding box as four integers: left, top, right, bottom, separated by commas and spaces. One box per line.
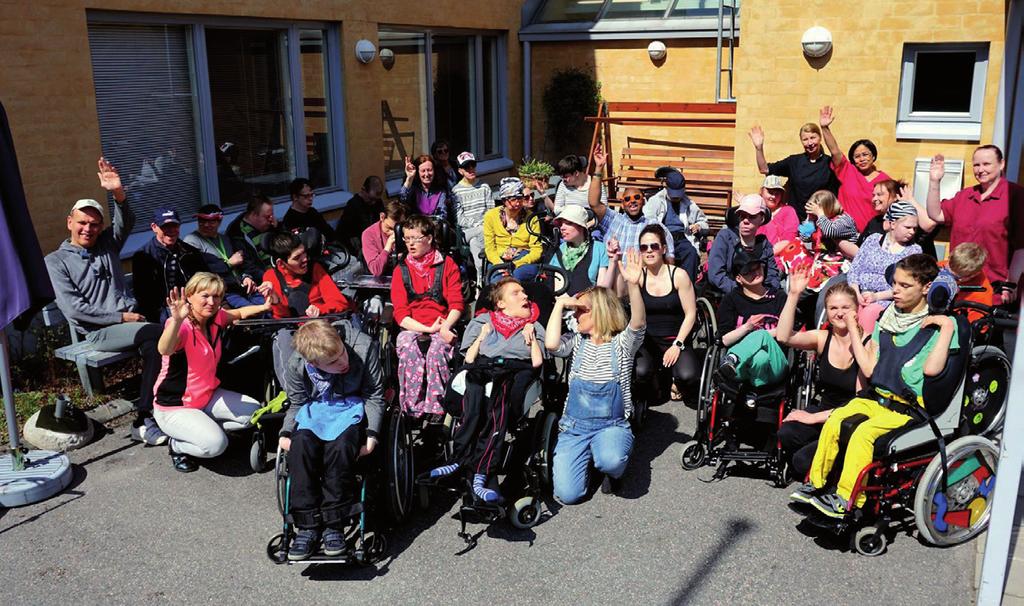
355, 39, 377, 64
380, 48, 395, 70
801, 26, 832, 58
647, 40, 667, 61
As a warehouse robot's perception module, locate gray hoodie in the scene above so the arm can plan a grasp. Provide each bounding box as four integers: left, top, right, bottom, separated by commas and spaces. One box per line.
44, 198, 136, 333
460, 312, 546, 360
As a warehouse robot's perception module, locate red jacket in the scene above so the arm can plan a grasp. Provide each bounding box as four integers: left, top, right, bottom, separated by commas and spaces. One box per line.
263, 262, 350, 319
390, 255, 464, 325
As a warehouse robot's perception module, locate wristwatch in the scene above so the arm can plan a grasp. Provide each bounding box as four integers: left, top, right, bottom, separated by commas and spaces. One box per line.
673, 339, 684, 349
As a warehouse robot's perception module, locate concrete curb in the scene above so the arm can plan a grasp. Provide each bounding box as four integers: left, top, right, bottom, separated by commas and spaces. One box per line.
83, 398, 136, 425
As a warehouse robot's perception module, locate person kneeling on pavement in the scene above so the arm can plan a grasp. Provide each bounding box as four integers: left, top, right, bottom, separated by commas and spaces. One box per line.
790, 254, 958, 519
277, 319, 385, 561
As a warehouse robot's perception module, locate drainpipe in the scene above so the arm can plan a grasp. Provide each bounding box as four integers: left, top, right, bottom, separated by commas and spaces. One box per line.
523, 40, 532, 159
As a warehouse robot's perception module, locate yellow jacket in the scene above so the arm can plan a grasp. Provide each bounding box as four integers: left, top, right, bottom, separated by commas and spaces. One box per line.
483, 207, 542, 267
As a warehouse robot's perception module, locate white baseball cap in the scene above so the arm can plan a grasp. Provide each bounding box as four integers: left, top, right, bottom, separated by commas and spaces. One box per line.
71, 199, 104, 214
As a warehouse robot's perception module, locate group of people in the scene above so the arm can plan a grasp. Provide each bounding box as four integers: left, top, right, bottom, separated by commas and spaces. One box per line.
42, 103, 1022, 558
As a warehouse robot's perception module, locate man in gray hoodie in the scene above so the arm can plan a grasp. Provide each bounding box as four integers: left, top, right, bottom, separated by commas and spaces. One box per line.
44, 158, 167, 445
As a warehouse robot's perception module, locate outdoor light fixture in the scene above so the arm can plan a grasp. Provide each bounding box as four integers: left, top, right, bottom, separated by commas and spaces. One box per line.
380, 48, 395, 69
801, 26, 832, 58
355, 39, 377, 64
647, 40, 667, 61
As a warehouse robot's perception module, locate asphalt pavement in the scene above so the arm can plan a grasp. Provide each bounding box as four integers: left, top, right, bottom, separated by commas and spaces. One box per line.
0, 404, 975, 606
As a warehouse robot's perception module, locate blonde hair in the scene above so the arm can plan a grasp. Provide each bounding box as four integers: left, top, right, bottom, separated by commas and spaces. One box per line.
184, 272, 225, 299
949, 242, 987, 278
580, 286, 627, 341
292, 319, 343, 364
810, 189, 842, 219
799, 123, 822, 137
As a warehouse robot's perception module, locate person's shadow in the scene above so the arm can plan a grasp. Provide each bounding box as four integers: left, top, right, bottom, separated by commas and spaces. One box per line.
620, 409, 691, 500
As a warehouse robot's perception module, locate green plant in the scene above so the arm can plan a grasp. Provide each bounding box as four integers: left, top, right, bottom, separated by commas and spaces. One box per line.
542, 68, 601, 158
518, 157, 554, 180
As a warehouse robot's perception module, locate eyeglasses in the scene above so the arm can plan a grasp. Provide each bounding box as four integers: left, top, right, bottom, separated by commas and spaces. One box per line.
621, 194, 644, 204
403, 235, 430, 244
638, 243, 662, 252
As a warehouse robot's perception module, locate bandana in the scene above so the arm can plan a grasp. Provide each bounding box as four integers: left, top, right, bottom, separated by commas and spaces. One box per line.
489, 302, 540, 339
876, 302, 928, 335
561, 241, 589, 271
405, 248, 442, 282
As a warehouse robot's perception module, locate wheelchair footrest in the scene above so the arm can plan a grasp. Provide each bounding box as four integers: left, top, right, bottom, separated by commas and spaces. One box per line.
714, 449, 775, 463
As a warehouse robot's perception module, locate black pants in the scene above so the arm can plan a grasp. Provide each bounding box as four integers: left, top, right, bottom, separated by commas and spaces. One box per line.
777, 404, 828, 480
671, 235, 700, 284
635, 335, 699, 399
451, 364, 538, 477
288, 425, 362, 529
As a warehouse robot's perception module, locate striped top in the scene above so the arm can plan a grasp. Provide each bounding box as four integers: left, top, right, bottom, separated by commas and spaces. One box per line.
554, 325, 645, 419
451, 180, 493, 230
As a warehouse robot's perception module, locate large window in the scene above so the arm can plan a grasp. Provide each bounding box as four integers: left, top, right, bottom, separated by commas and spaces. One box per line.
87, 16, 346, 231
529, 0, 738, 23
896, 43, 989, 141
378, 28, 506, 182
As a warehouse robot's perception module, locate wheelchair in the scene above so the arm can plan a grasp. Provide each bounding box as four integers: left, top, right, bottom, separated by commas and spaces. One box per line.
803, 305, 1017, 556
265, 447, 389, 565
679, 335, 800, 486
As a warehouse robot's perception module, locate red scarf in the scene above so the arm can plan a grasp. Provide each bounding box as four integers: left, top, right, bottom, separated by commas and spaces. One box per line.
489, 302, 540, 338
405, 248, 443, 282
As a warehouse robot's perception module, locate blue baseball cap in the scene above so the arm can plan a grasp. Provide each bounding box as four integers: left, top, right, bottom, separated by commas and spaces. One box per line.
152, 207, 181, 226
665, 171, 686, 198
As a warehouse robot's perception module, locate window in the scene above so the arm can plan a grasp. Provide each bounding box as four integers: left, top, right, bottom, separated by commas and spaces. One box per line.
671, 0, 734, 17
896, 43, 989, 141
378, 28, 506, 182
529, 0, 739, 23
537, 0, 605, 22
87, 16, 347, 233
603, 0, 675, 19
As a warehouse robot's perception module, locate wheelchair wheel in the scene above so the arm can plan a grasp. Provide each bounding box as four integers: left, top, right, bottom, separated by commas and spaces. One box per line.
509, 496, 542, 529
679, 440, 706, 471
851, 526, 888, 557
274, 449, 290, 516
960, 347, 1010, 437
534, 411, 559, 491
913, 435, 998, 547
266, 532, 289, 564
692, 297, 717, 352
695, 343, 718, 426
383, 407, 415, 524
250, 431, 269, 473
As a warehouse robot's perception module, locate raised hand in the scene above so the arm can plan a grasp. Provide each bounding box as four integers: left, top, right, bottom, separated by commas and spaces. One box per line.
804, 200, 821, 217
617, 248, 644, 286
97, 157, 123, 192
929, 154, 945, 182
555, 293, 581, 310
819, 106, 834, 127
897, 184, 917, 203
592, 145, 607, 170
788, 262, 811, 295
748, 125, 765, 149
166, 287, 190, 322
404, 156, 416, 179
606, 237, 621, 258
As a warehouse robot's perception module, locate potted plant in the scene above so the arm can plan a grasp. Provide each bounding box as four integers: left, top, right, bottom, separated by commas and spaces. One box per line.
518, 157, 555, 194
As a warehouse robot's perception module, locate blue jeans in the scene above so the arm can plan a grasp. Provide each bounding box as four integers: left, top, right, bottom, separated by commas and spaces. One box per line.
552, 416, 633, 504
489, 250, 539, 283
224, 291, 265, 310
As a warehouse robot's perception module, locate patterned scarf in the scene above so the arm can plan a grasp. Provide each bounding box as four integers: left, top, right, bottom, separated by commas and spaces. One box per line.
489, 302, 540, 338
876, 302, 928, 335
561, 241, 589, 271
305, 362, 335, 401
405, 248, 442, 282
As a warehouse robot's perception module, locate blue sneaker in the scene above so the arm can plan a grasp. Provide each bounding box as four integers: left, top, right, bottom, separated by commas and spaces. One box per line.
288, 528, 320, 561
789, 482, 818, 505
322, 528, 347, 557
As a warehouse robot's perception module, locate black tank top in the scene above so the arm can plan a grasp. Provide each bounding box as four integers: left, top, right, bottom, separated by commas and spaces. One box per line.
641, 266, 684, 339
817, 329, 859, 409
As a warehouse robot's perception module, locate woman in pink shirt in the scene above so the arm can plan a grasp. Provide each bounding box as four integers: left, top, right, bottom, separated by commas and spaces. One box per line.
153, 272, 274, 472
757, 175, 800, 268
361, 200, 407, 277
819, 106, 890, 231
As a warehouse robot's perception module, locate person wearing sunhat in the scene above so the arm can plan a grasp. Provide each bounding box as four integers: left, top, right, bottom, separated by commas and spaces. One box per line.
547, 205, 614, 296
132, 206, 211, 323
707, 194, 782, 294
45, 157, 166, 445
183, 203, 270, 309
450, 151, 492, 279
483, 177, 543, 282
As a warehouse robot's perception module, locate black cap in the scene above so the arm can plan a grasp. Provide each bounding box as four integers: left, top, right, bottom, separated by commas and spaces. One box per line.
731, 249, 765, 277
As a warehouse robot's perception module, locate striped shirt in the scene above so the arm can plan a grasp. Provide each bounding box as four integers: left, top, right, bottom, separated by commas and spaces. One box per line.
554, 325, 645, 419
451, 180, 493, 230
553, 177, 607, 213
816, 213, 858, 243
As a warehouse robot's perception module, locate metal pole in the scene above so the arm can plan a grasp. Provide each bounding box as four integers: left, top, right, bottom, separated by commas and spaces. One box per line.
0, 329, 23, 464
523, 40, 532, 160
978, 297, 1024, 604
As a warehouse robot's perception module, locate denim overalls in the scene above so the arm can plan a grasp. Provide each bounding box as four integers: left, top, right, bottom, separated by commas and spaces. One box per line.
552, 336, 635, 504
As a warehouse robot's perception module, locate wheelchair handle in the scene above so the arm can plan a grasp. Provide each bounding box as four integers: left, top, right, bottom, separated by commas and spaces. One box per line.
486, 262, 517, 283
536, 264, 571, 297
233, 312, 352, 329
226, 344, 261, 366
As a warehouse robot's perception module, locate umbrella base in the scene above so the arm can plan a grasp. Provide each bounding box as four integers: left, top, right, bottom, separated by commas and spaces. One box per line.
0, 450, 72, 507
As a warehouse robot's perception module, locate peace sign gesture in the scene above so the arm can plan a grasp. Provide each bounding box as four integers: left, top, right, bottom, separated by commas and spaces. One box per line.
166, 287, 190, 322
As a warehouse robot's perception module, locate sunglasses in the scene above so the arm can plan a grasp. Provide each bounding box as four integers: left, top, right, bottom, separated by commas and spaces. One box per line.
639, 242, 662, 252
621, 194, 644, 204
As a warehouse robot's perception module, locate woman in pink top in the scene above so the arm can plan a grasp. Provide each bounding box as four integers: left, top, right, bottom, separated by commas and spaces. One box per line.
819, 106, 890, 231
153, 272, 274, 472
757, 175, 800, 263
361, 200, 407, 277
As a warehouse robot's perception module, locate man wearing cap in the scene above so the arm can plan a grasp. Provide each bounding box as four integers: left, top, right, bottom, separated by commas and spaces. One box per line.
44, 158, 167, 445
450, 152, 492, 279
184, 204, 270, 309
132, 207, 211, 323
707, 194, 782, 294
643, 169, 707, 280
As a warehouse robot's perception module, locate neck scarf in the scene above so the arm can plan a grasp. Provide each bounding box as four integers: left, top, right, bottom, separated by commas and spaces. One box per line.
562, 240, 589, 271
489, 302, 540, 339
305, 362, 335, 401
405, 248, 442, 282
877, 302, 928, 334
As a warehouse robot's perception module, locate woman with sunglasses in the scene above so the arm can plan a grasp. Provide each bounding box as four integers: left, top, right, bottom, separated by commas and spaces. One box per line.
390, 215, 465, 417
632, 225, 698, 403
400, 154, 452, 224
483, 177, 543, 282
431, 140, 458, 187
545, 250, 646, 503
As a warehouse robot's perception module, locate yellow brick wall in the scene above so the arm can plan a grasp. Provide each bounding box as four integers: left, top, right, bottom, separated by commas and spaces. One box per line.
0, 0, 523, 251
731, 0, 1005, 197
530, 39, 737, 167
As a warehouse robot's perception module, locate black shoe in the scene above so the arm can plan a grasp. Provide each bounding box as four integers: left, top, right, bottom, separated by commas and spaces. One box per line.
170, 446, 198, 473
601, 474, 622, 495
716, 354, 740, 384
